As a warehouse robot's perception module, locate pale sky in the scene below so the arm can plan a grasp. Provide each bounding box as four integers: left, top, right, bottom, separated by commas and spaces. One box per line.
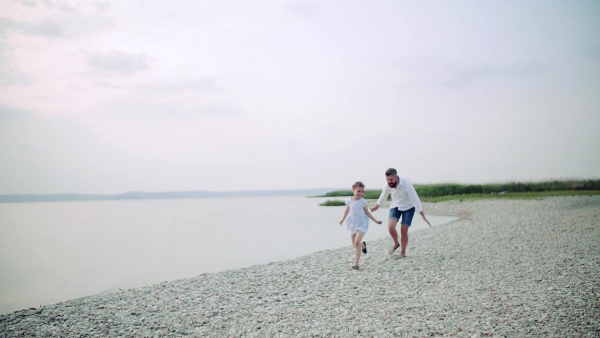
1, 0, 599, 194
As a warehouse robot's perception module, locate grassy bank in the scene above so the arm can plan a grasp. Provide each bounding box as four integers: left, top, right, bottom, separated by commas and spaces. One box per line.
317, 178, 600, 205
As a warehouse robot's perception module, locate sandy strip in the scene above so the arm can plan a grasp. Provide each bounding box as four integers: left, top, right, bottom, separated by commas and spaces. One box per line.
1, 196, 599, 337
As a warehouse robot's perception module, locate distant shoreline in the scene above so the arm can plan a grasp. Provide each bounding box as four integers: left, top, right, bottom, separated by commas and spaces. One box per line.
0, 188, 337, 203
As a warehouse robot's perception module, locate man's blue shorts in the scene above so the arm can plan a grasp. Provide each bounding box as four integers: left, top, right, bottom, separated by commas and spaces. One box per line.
389, 207, 416, 226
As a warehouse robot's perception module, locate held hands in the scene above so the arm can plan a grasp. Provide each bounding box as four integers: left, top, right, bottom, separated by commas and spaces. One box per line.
370, 205, 379, 212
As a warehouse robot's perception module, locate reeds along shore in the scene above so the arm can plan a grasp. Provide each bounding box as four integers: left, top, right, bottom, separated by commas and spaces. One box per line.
320, 178, 600, 200
1, 196, 599, 337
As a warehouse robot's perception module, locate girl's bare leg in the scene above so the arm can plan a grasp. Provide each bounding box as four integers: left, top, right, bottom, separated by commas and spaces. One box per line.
353, 231, 365, 267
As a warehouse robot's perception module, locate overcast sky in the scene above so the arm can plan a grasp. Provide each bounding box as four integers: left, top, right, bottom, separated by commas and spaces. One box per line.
1, 0, 599, 194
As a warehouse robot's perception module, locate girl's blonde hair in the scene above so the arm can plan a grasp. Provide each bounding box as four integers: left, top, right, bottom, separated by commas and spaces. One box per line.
352, 181, 365, 190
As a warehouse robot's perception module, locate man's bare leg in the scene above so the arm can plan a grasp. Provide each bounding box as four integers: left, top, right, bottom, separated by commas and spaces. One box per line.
400, 224, 409, 256
388, 218, 400, 253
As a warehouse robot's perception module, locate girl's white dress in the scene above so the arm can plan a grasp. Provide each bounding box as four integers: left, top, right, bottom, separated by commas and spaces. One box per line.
345, 197, 369, 235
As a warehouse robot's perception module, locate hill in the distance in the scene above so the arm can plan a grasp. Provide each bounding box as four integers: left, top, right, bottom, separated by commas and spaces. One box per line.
0, 188, 335, 203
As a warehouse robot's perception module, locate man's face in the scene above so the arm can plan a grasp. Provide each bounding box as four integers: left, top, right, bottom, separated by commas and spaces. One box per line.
386, 175, 398, 188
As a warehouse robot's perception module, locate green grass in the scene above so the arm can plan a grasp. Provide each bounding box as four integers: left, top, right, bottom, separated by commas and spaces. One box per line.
319, 200, 346, 206
414, 178, 600, 197
315, 178, 600, 204
319, 190, 381, 199
421, 190, 600, 203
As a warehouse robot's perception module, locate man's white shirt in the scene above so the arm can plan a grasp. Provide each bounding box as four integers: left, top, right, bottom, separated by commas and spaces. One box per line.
376, 176, 423, 212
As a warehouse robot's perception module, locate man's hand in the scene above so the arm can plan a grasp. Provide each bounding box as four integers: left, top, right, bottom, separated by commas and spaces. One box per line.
370, 205, 380, 212
420, 211, 432, 227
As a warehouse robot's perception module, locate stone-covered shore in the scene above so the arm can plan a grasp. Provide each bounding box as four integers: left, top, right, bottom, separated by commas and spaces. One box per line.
1, 196, 599, 337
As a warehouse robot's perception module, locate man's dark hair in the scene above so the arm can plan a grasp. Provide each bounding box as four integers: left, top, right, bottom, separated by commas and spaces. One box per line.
385, 168, 397, 176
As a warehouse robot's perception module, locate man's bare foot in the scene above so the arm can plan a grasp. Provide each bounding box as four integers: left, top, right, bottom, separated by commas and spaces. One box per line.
388, 244, 400, 255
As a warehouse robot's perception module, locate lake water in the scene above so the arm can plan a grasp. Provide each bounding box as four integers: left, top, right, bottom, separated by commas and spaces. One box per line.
0, 195, 456, 314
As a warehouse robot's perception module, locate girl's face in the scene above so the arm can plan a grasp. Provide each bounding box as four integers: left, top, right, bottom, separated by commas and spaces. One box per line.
353, 187, 365, 199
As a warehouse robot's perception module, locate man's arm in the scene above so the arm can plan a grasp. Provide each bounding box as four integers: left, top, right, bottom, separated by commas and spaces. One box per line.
404, 179, 431, 226
405, 179, 423, 213
419, 211, 432, 227
371, 185, 389, 212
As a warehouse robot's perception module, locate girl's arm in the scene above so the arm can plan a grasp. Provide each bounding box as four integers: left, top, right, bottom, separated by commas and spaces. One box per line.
364, 206, 382, 224
339, 207, 349, 225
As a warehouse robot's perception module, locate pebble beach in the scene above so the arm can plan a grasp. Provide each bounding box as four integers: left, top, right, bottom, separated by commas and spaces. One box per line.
1, 195, 599, 337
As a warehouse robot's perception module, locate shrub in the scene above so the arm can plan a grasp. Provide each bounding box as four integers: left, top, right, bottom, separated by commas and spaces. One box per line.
320, 200, 346, 206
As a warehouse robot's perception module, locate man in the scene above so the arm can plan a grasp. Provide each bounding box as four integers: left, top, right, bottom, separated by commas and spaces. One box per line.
370, 168, 431, 257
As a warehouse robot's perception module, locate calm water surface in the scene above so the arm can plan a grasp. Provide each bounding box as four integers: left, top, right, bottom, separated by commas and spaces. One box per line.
0, 195, 456, 314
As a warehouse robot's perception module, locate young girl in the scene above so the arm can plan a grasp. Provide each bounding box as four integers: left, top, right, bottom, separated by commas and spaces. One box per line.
339, 181, 382, 270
